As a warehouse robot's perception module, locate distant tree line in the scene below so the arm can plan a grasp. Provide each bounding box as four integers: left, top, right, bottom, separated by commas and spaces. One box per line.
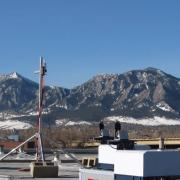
1, 123, 180, 148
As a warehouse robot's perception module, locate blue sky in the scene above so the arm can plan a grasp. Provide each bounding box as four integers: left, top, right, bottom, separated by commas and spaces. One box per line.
0, 0, 180, 88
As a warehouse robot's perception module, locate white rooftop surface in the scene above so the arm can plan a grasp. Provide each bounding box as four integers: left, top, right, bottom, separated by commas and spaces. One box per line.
99, 145, 180, 177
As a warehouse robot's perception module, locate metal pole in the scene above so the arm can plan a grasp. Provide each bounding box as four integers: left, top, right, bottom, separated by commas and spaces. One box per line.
38, 57, 43, 134
0, 134, 37, 161
38, 132, 45, 162
37, 57, 46, 162
159, 137, 164, 150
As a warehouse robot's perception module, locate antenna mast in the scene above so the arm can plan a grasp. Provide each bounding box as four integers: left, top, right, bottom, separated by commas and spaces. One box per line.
36, 57, 47, 162
0, 57, 47, 162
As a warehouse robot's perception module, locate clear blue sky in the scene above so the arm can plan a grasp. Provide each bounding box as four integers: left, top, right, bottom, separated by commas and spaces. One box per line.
0, 0, 180, 88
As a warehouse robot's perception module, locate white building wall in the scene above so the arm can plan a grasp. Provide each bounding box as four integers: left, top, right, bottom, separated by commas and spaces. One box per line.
98, 145, 180, 177
99, 145, 117, 165
114, 150, 144, 177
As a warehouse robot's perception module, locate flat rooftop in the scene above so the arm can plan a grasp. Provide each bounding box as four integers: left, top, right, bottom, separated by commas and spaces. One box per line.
0, 151, 98, 180
0, 161, 80, 180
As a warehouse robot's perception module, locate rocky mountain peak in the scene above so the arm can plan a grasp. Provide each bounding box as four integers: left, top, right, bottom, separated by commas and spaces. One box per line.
145, 67, 161, 71
1, 68, 180, 125
9, 72, 20, 79
0, 72, 21, 81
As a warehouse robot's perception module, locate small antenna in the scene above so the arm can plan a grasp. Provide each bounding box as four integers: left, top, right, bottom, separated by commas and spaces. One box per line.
99, 120, 104, 137
115, 121, 121, 139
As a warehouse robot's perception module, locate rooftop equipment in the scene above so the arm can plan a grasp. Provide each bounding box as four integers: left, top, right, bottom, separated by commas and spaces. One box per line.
80, 121, 180, 180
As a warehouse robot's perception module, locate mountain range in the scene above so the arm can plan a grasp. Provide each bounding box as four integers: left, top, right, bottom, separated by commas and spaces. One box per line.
1, 68, 180, 128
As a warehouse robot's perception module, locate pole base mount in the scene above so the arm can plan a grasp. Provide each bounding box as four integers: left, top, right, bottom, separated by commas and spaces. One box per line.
30, 162, 58, 178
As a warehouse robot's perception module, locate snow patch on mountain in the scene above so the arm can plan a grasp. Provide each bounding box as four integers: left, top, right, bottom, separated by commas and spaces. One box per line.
0, 112, 27, 119
104, 116, 180, 126
55, 104, 68, 109
157, 69, 165, 77
55, 119, 68, 126
50, 85, 56, 89
156, 102, 174, 112
65, 121, 92, 126
0, 120, 32, 129
56, 119, 92, 126
10, 72, 19, 79
0, 72, 20, 81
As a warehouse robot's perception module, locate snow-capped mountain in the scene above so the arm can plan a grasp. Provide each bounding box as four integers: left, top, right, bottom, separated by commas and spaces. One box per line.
0, 72, 69, 112
1, 67, 180, 128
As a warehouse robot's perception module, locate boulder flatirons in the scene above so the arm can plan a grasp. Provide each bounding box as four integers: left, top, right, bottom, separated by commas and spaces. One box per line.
1, 68, 180, 126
